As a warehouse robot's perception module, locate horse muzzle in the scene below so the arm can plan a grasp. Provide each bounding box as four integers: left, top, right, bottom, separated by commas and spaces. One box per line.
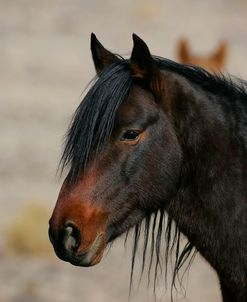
48, 220, 105, 267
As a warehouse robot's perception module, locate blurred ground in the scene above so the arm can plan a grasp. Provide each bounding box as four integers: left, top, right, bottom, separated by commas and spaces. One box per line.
1, 0, 247, 301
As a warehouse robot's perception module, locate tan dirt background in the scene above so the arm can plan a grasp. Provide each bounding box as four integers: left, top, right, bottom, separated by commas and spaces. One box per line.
1, 1, 247, 301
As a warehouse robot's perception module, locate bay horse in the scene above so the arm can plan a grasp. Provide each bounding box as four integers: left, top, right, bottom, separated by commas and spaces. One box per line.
49, 34, 247, 302
177, 38, 227, 72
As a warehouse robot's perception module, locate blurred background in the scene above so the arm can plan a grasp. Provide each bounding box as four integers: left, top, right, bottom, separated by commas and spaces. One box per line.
1, 0, 247, 301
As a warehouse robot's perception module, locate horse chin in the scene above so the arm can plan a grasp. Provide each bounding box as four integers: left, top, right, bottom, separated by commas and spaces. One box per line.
106, 211, 146, 243
66, 232, 106, 267
69, 249, 104, 267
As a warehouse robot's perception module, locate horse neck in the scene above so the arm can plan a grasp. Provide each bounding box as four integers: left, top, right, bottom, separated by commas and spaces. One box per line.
163, 72, 246, 274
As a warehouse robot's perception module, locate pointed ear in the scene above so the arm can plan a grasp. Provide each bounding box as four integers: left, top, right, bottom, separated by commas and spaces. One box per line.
130, 34, 164, 96
90, 33, 120, 75
177, 38, 190, 63
213, 41, 227, 66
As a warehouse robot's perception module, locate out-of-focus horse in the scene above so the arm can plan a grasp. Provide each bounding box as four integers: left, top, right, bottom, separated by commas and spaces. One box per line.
177, 38, 227, 72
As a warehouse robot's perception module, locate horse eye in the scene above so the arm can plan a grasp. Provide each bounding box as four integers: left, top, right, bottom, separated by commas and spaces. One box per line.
121, 130, 140, 141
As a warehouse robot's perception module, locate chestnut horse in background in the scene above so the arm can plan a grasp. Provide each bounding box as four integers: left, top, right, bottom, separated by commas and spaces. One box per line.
49, 34, 247, 302
177, 38, 227, 72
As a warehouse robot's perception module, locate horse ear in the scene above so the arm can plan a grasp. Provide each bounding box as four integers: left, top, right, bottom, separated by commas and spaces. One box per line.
213, 41, 227, 67
130, 34, 163, 96
90, 33, 120, 75
177, 38, 190, 63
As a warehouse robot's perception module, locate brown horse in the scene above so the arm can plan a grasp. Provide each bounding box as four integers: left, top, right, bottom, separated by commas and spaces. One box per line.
177, 38, 227, 72
49, 34, 247, 302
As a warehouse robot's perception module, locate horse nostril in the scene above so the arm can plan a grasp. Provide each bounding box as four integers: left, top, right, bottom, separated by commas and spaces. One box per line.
63, 221, 81, 253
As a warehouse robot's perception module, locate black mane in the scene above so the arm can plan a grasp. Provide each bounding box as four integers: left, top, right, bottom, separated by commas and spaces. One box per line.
60, 61, 132, 182
156, 57, 247, 98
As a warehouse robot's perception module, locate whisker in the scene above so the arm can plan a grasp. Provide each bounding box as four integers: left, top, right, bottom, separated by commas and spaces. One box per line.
129, 224, 141, 298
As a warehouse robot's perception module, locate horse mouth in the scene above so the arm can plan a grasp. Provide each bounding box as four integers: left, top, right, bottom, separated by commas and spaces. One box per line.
69, 233, 105, 267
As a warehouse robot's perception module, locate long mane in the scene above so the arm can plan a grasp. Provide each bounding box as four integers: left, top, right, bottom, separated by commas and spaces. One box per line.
60, 61, 132, 182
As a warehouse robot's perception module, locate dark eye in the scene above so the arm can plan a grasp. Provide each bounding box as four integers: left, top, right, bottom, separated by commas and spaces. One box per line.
121, 130, 140, 141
